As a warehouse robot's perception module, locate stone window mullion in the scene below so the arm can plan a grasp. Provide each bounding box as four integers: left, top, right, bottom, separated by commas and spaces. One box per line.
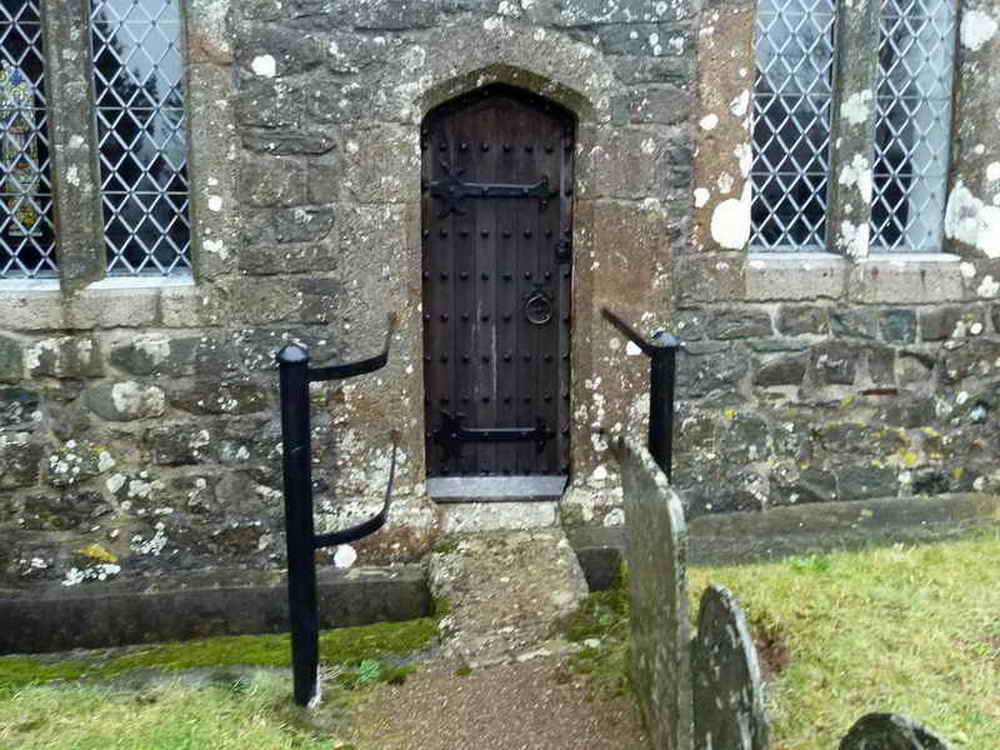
40, 0, 105, 289
826, 0, 881, 259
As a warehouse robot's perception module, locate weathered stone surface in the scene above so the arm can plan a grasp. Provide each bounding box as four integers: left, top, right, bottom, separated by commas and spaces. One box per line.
692, 584, 769, 750
773, 466, 838, 505
839, 712, 950, 749
830, 307, 878, 339
620, 438, 692, 750
808, 341, 860, 385
45, 440, 116, 488
778, 305, 828, 335
427, 528, 588, 663
919, 306, 971, 341
940, 339, 1000, 384
754, 354, 807, 387
677, 342, 748, 399
239, 154, 308, 207
0, 388, 40, 429
837, 464, 898, 500
27, 336, 103, 378
627, 85, 691, 125
0, 336, 23, 383
145, 423, 212, 466
708, 309, 772, 339
22, 490, 111, 530
167, 380, 271, 416
879, 309, 917, 343
717, 413, 770, 464
0, 433, 42, 489
86, 382, 167, 422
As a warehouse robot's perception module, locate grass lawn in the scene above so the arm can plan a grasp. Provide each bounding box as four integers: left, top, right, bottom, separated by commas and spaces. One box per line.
688, 528, 1000, 749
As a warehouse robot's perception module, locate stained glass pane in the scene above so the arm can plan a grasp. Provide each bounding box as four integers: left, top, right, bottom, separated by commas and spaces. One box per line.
0, 0, 55, 279
869, 0, 956, 251
750, 0, 836, 250
90, 0, 190, 275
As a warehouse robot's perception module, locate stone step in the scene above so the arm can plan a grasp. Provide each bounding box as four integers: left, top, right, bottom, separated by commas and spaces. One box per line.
428, 526, 589, 666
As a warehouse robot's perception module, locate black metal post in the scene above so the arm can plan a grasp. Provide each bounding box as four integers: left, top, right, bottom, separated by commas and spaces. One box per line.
601, 308, 682, 482
649, 332, 680, 483
277, 343, 320, 707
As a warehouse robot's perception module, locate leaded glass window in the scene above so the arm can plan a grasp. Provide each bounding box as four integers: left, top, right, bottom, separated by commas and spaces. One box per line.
869, 0, 957, 251
90, 0, 191, 276
0, 0, 54, 279
750, 0, 837, 250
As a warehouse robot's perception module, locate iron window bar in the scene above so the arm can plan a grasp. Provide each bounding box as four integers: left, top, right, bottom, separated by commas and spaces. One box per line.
276, 313, 398, 707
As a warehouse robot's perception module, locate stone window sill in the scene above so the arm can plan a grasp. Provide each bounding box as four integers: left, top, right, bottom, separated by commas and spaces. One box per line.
745, 252, 966, 303
0, 274, 200, 331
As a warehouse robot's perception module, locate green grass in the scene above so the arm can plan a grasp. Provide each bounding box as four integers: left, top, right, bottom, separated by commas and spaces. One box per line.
0, 669, 354, 750
688, 530, 1000, 749
555, 531, 998, 747
0, 616, 440, 750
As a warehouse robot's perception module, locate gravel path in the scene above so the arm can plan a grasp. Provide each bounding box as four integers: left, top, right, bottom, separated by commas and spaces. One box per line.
348, 655, 648, 749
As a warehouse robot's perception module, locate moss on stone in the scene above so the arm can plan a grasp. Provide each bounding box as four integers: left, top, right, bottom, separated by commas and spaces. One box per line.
0, 616, 438, 688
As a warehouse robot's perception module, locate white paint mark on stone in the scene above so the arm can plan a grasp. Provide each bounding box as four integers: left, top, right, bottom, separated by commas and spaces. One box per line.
251, 54, 277, 78
971, 322, 984, 335
987, 162, 1000, 182
944, 180, 1000, 258
734, 143, 752, 177
207, 195, 223, 212
69, 134, 86, 149
66, 165, 80, 186
204, 239, 228, 260
334, 544, 357, 568
960, 9, 998, 51
840, 220, 870, 258
960, 261, 976, 278
838, 153, 873, 204
694, 187, 710, 208
977, 274, 999, 298
710, 181, 751, 249
729, 90, 750, 118
842, 89, 873, 126
717, 172, 734, 194
699, 113, 719, 130
626, 341, 642, 356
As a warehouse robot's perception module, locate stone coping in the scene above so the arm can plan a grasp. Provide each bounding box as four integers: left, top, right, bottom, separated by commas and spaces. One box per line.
0, 564, 429, 655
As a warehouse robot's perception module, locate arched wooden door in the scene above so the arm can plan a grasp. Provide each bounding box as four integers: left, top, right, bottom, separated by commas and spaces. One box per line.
421, 85, 574, 482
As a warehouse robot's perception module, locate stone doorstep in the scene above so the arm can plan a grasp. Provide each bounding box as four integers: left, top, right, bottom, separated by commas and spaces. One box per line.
0, 565, 429, 656
427, 526, 591, 666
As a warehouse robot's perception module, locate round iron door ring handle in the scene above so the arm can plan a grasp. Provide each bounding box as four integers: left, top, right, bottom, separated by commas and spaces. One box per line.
524, 290, 553, 326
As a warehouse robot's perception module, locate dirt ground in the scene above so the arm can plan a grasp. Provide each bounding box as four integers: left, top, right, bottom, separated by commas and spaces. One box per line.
348, 654, 648, 749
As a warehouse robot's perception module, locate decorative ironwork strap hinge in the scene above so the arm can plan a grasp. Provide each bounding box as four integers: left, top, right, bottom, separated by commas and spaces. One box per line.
427, 160, 558, 217
433, 410, 554, 461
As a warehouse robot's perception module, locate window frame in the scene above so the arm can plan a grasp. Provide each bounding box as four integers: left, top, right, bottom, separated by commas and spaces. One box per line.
0, 0, 198, 289
749, 0, 960, 258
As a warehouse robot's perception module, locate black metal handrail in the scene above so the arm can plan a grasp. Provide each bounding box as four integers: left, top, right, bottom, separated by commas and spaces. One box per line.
276, 313, 397, 707
601, 308, 683, 482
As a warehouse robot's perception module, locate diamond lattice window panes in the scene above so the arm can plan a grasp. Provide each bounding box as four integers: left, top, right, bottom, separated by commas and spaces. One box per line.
90, 0, 191, 276
0, 0, 55, 279
750, 0, 837, 250
869, 0, 957, 251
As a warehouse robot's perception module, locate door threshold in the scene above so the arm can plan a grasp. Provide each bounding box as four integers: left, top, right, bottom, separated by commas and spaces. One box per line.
427, 476, 567, 503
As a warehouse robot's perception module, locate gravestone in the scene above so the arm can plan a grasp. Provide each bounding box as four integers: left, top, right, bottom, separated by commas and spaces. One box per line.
840, 713, 951, 749
692, 584, 769, 750
620, 437, 693, 750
